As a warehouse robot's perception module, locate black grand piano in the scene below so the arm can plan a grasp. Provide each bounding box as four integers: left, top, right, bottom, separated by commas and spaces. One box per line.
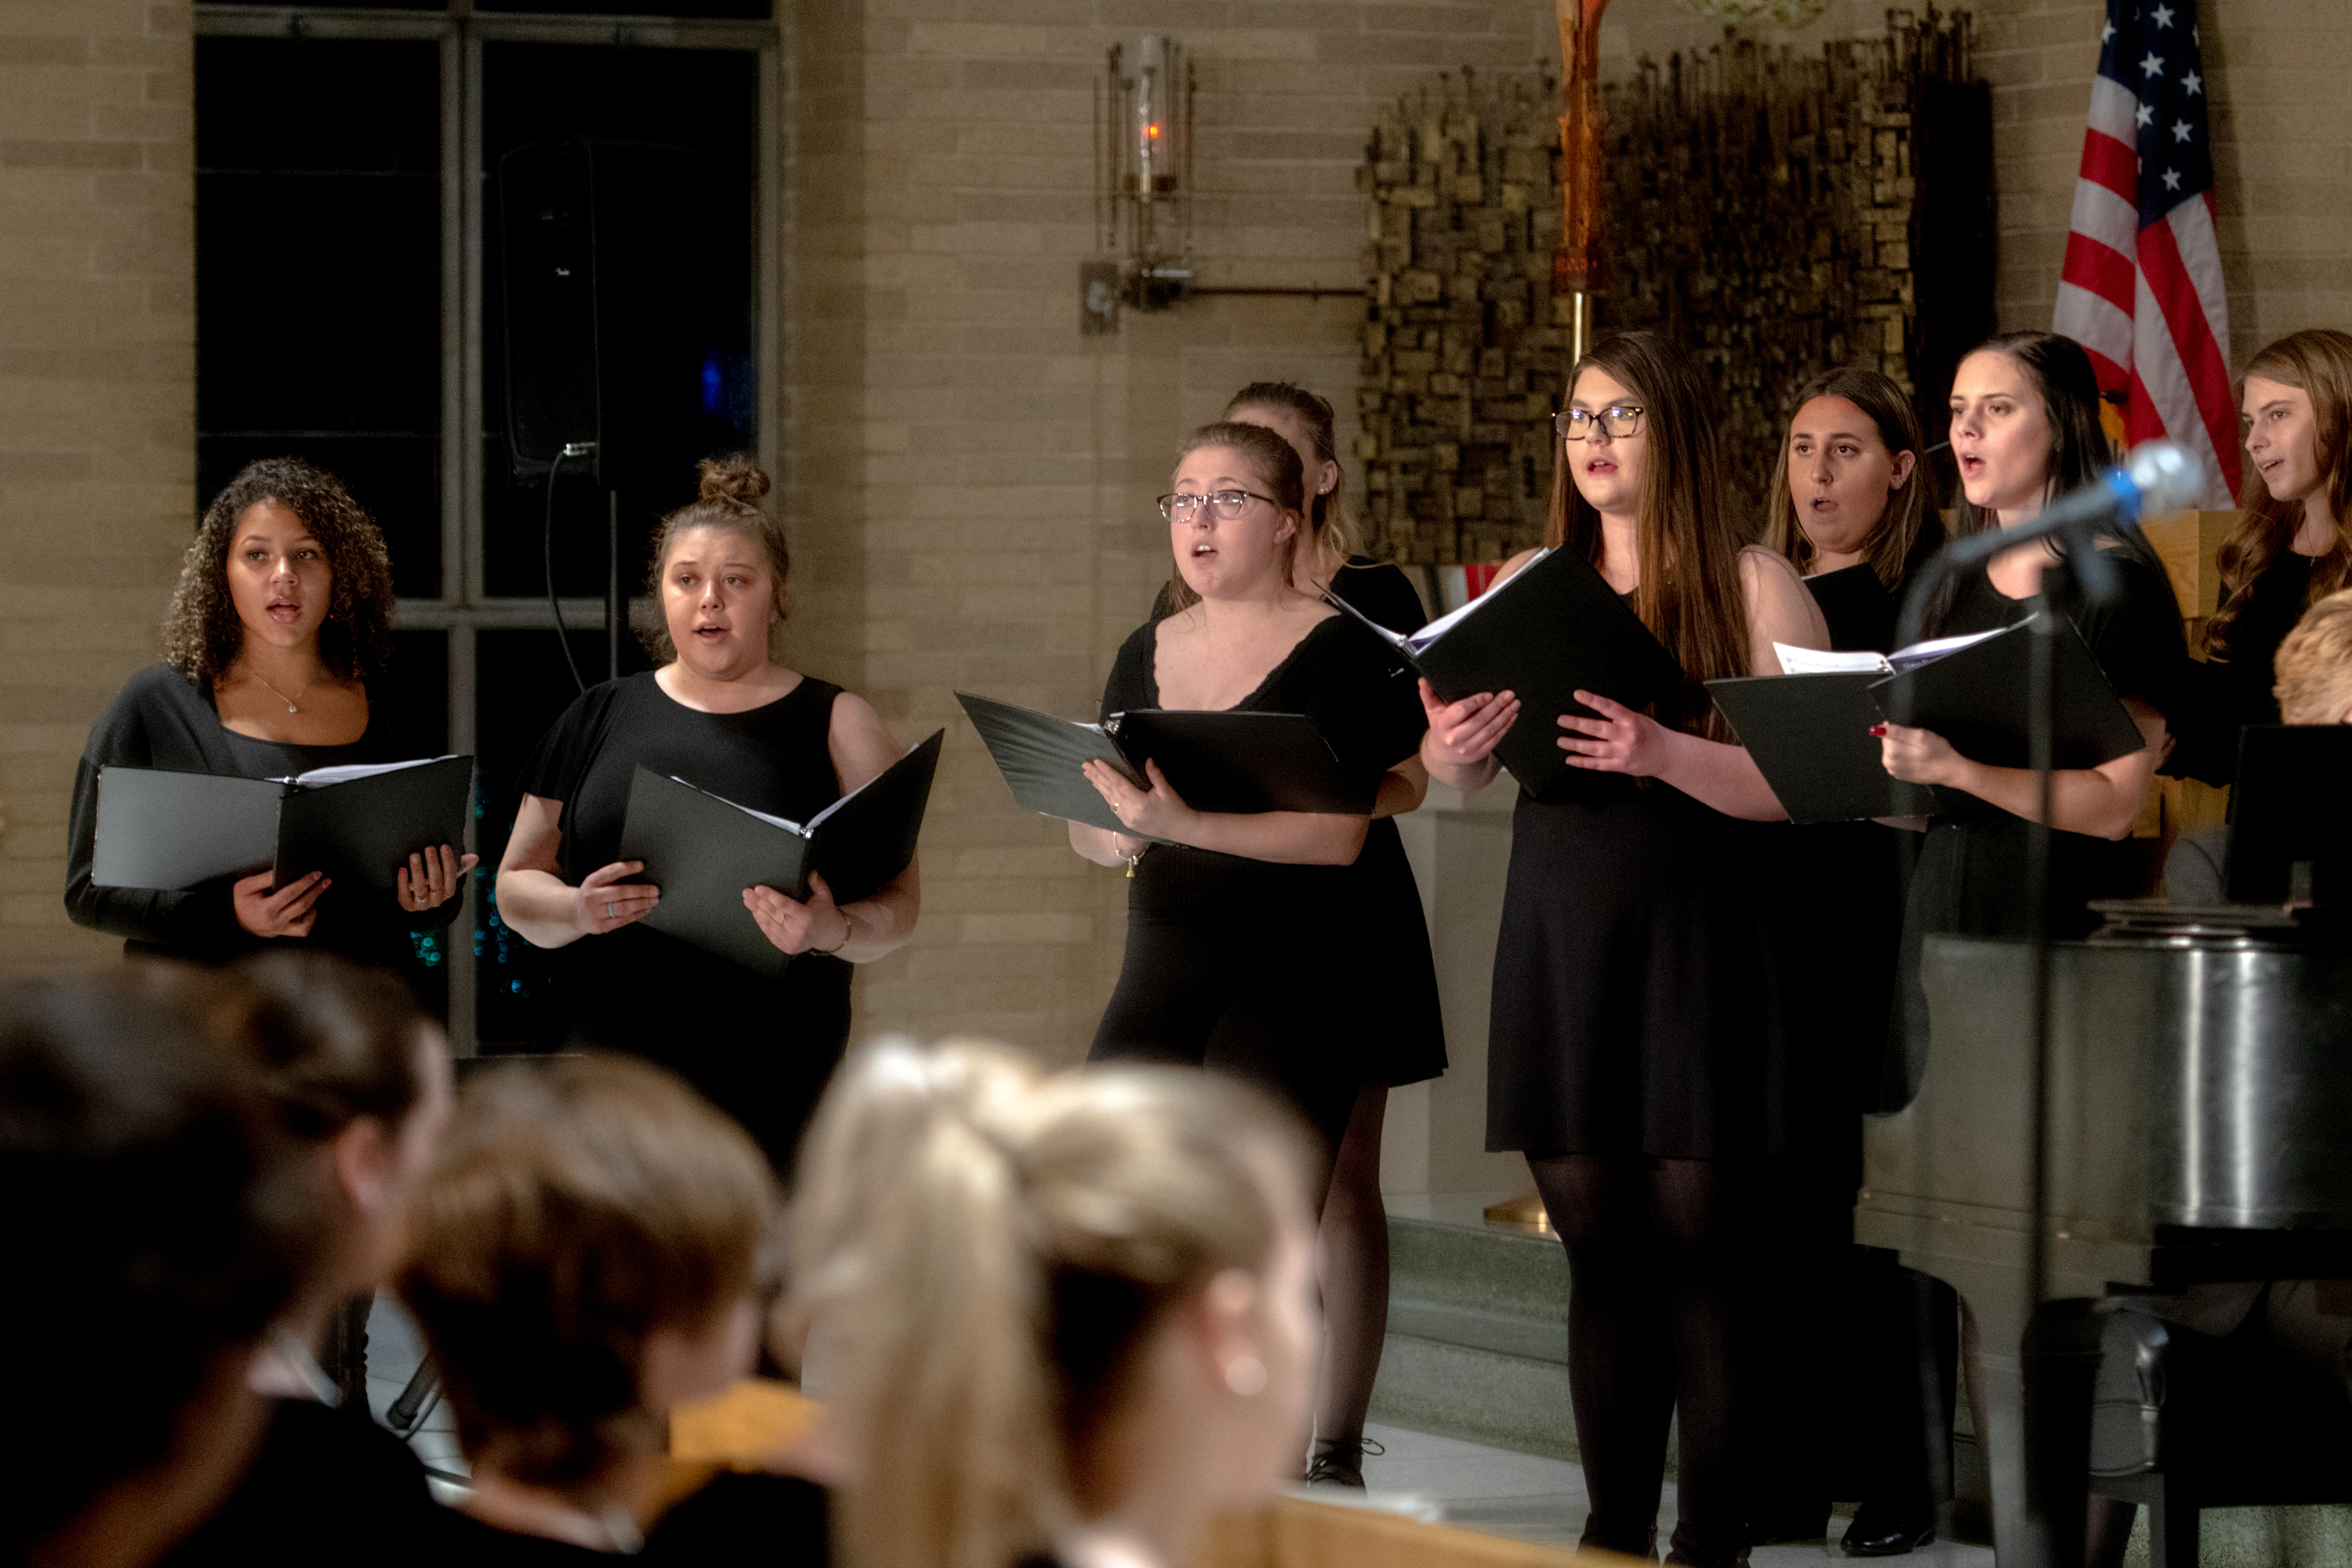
1855, 901, 2352, 1563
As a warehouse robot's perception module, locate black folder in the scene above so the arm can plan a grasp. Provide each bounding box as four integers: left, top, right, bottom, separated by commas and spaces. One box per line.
93, 757, 474, 892
2223, 725, 2352, 905
956, 691, 1371, 832
618, 729, 943, 977
955, 692, 1158, 840
1326, 545, 1681, 797
1706, 673, 1940, 823
1869, 618, 2147, 772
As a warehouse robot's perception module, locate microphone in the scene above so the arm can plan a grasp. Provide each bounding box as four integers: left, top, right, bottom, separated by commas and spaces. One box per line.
1942, 440, 2204, 593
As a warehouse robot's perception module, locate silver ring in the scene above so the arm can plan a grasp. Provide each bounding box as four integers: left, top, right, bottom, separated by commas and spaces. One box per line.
605, 903, 613, 918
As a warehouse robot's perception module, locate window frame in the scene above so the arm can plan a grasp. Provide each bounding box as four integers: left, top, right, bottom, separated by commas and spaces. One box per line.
193, 3, 782, 1054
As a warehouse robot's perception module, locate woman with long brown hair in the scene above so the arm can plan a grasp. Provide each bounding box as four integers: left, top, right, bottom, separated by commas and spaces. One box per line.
1761, 366, 1944, 652
1878, 332, 2186, 1075
65, 457, 471, 971
2169, 328, 2352, 782
1419, 330, 1826, 1567
1758, 370, 1959, 1556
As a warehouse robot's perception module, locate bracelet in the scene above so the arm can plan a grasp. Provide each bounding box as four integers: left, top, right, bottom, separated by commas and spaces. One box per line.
811, 910, 852, 957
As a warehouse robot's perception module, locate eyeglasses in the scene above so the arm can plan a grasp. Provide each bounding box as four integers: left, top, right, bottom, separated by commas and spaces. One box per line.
1157, 489, 1279, 523
1554, 404, 1645, 441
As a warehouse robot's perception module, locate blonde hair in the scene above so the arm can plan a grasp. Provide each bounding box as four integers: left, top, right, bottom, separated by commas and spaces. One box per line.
1159, 422, 1309, 617
397, 1055, 777, 1489
2274, 587, 2352, 724
642, 453, 792, 662
789, 1041, 1311, 1568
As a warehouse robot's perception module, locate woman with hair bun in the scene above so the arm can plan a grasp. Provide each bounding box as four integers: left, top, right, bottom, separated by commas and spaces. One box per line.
496, 455, 920, 1170
65, 457, 472, 970
2169, 328, 2352, 782
792, 1040, 1320, 1568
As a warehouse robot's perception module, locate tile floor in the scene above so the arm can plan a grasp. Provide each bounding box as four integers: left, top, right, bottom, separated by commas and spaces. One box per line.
362, 1293, 1995, 1564
1345, 1422, 1998, 1566
363, 1292, 467, 1483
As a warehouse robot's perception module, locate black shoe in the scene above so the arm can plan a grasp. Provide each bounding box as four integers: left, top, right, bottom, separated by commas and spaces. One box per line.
1840, 1502, 1936, 1557
1580, 1523, 1658, 1561
1301, 1435, 1382, 1488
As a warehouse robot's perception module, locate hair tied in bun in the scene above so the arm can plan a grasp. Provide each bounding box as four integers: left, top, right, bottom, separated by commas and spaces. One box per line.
697, 452, 771, 507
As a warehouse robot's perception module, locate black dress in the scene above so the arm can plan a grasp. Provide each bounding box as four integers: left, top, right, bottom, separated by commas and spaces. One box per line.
517, 672, 856, 1170
2168, 553, 2317, 785
1485, 588, 1788, 1159
428, 1473, 829, 1566
65, 664, 464, 974
1088, 613, 1431, 1147
159, 1398, 444, 1567
1321, 560, 1447, 1088
1888, 553, 2186, 1092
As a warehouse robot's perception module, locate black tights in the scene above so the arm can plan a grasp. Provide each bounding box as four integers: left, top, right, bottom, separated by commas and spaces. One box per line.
1529, 1153, 1750, 1566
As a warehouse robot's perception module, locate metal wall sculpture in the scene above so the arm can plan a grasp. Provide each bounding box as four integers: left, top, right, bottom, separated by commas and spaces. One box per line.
1355, 10, 1992, 567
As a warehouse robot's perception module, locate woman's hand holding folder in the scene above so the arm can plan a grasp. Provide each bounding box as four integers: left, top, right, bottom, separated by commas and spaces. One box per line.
396, 843, 479, 916
1418, 681, 1519, 791
1076, 755, 1373, 867
233, 868, 328, 939
743, 871, 852, 958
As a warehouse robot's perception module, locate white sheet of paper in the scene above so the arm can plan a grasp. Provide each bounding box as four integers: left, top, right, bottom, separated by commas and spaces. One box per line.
288, 755, 455, 788
1771, 644, 1893, 676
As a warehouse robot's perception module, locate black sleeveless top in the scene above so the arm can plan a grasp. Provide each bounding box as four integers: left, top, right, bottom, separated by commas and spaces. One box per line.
517, 671, 855, 1168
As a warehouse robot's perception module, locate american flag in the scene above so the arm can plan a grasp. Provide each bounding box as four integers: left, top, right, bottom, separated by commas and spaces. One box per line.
2051, 0, 2240, 507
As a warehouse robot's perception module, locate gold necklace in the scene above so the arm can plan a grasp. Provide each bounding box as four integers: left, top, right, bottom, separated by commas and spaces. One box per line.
248, 671, 313, 714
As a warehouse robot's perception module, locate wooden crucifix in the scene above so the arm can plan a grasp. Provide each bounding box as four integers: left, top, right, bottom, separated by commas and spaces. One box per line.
1551, 0, 1612, 364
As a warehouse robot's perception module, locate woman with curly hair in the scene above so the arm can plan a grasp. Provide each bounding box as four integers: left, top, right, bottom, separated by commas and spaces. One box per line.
65, 457, 472, 967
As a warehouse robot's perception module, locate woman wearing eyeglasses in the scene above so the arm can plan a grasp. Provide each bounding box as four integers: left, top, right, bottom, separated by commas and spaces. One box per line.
1070, 421, 1431, 1268
1419, 332, 1827, 1568
1196, 383, 1444, 1490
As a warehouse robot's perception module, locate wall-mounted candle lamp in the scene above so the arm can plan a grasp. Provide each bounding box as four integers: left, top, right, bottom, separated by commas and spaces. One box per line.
1083, 35, 1193, 335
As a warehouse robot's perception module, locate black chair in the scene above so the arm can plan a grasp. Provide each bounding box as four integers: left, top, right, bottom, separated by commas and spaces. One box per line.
2088, 1298, 2352, 1568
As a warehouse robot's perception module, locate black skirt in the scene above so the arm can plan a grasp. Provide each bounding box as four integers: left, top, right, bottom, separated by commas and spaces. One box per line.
1485, 778, 1788, 1159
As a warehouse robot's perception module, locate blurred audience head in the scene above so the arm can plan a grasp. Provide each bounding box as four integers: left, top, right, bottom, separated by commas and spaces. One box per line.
397, 1054, 777, 1500
1, 966, 316, 1568
2274, 585, 2352, 724
204, 952, 452, 1316
792, 1040, 1319, 1568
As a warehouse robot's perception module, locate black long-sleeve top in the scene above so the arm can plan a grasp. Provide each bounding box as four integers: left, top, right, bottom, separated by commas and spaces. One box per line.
65, 663, 463, 966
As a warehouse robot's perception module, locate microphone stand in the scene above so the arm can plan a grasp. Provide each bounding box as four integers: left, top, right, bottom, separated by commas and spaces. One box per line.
1894, 511, 2127, 1568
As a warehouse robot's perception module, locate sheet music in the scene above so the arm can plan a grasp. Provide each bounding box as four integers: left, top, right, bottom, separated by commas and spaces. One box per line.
286, 755, 457, 788
1772, 644, 1892, 676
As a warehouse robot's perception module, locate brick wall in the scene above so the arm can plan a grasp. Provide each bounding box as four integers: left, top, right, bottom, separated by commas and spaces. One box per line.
789, 3, 1559, 1062
1975, 0, 2352, 358
0, 0, 194, 977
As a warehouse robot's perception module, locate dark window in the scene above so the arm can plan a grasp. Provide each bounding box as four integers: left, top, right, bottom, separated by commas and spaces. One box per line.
476, 0, 771, 17
481, 42, 760, 600
196, 36, 442, 598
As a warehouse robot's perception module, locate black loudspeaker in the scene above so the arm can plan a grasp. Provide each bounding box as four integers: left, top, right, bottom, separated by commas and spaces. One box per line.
498, 137, 702, 492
